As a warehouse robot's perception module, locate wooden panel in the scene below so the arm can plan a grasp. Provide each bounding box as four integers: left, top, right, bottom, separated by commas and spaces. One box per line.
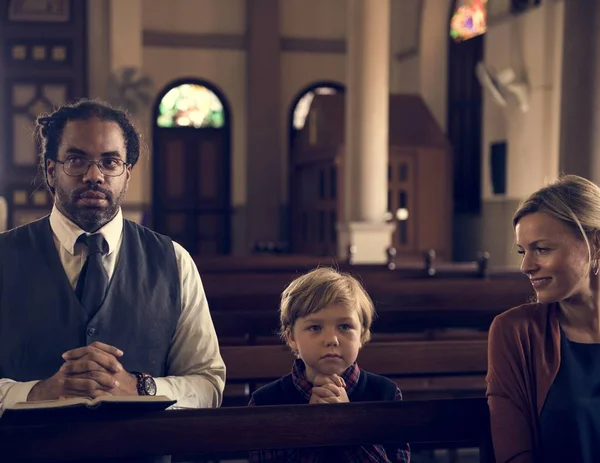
7, 0, 71, 22
166, 213, 186, 236
199, 240, 218, 255
389, 150, 416, 252
12, 113, 36, 165
198, 139, 217, 199
153, 127, 231, 255
222, 340, 488, 381
1, 0, 87, 229
292, 159, 338, 255
164, 139, 185, 199
416, 148, 453, 259
197, 214, 218, 237
12, 209, 48, 227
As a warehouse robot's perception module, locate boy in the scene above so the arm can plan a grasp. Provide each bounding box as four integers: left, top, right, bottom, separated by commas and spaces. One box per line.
248, 267, 410, 462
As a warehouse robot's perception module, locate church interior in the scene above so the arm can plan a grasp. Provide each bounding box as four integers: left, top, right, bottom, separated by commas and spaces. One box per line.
0, 0, 594, 461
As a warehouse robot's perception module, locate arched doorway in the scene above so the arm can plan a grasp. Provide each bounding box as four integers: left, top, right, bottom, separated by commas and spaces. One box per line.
288, 82, 345, 154
287, 82, 345, 254
152, 79, 232, 256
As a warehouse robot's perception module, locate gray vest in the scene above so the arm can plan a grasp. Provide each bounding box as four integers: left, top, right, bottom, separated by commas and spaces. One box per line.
0, 216, 181, 382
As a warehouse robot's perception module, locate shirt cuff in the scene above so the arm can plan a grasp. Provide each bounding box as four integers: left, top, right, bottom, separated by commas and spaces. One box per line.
153, 377, 198, 409
153, 377, 173, 399
2, 381, 39, 411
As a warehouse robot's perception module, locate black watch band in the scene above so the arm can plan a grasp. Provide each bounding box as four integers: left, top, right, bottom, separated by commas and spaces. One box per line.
132, 371, 157, 396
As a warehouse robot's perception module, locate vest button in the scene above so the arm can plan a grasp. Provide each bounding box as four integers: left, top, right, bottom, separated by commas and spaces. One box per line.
87, 327, 97, 337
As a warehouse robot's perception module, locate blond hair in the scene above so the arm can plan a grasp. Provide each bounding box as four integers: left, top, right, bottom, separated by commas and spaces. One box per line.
279, 267, 375, 344
513, 174, 600, 264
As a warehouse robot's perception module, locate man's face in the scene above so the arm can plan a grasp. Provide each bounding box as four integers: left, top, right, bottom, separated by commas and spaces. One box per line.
47, 118, 132, 232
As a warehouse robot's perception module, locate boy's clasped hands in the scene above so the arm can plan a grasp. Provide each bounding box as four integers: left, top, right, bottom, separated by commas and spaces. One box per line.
309, 373, 349, 404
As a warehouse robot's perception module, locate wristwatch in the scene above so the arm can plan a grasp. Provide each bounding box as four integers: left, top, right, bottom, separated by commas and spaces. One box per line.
132, 371, 157, 396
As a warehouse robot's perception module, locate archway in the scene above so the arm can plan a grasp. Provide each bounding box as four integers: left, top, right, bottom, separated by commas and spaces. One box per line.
287, 82, 345, 254
288, 82, 345, 155
152, 79, 232, 256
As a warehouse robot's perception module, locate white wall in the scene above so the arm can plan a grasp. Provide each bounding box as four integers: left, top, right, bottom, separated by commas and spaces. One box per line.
142, 0, 246, 35
391, 0, 421, 95
419, 0, 450, 132
280, 0, 346, 39
478, 1, 564, 266
482, 2, 563, 200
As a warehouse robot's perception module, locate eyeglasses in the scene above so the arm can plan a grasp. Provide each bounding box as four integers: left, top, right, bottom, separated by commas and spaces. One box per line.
56, 156, 129, 177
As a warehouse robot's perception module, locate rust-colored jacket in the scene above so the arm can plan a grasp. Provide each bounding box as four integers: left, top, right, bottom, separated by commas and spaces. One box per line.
486, 302, 561, 463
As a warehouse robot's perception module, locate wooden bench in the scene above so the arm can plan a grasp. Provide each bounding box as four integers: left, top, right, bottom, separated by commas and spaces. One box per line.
194, 250, 516, 280
207, 276, 532, 345
212, 301, 499, 345
0, 399, 494, 462
220, 339, 489, 405
203, 271, 531, 302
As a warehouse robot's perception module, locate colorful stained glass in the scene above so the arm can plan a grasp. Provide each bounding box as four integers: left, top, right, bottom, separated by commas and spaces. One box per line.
450, 0, 487, 42
293, 87, 339, 130
157, 84, 224, 128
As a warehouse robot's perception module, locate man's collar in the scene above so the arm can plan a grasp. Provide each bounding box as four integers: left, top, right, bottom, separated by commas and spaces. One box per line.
49, 204, 123, 255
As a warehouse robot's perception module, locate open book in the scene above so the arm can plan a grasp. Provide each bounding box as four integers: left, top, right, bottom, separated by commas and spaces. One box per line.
2, 395, 176, 421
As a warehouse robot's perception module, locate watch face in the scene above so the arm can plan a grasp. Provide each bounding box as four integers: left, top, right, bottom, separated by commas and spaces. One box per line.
144, 376, 157, 396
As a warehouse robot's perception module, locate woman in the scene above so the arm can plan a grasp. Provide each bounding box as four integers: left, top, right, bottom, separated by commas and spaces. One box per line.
487, 174, 600, 463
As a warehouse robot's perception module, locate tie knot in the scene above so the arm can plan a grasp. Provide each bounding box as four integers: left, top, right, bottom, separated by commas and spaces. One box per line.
79, 233, 107, 255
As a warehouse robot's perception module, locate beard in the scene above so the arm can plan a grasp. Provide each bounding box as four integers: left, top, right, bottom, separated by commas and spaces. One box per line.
55, 182, 127, 232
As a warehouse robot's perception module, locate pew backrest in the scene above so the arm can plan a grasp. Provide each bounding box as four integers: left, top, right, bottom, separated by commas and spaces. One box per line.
221, 339, 489, 382
0, 399, 495, 462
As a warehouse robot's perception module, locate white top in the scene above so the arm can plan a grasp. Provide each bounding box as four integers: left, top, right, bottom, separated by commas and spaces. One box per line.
0, 206, 226, 414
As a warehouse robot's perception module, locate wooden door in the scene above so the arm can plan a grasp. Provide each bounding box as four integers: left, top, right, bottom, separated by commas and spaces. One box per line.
153, 128, 231, 256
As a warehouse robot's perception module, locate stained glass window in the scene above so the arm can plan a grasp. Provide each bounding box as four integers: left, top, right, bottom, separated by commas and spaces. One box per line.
157, 84, 225, 128
450, 0, 487, 42
293, 87, 339, 130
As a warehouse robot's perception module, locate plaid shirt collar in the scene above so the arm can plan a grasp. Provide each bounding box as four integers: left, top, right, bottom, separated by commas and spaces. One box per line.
291, 358, 361, 401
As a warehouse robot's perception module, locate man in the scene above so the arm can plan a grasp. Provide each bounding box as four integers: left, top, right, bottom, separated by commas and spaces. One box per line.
0, 100, 225, 413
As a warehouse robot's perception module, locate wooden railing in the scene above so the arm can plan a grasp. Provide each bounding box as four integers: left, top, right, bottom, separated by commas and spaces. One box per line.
0, 398, 494, 462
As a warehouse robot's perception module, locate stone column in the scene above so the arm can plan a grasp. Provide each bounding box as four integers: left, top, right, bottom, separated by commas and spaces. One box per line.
338, 0, 395, 264
246, 0, 281, 252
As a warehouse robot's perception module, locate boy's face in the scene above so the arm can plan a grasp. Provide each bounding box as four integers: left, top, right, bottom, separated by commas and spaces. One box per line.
287, 303, 362, 383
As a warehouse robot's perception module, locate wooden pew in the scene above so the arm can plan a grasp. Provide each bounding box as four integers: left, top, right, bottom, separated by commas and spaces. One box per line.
208, 276, 533, 345
203, 270, 531, 301
212, 300, 500, 345
220, 339, 489, 405
0, 399, 494, 462
194, 250, 515, 280
206, 277, 533, 313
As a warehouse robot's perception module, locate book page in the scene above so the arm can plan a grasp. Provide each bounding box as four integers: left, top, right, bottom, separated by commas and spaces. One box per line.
7, 395, 174, 410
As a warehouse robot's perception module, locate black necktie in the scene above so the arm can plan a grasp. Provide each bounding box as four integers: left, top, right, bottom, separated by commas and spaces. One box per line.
76, 233, 109, 319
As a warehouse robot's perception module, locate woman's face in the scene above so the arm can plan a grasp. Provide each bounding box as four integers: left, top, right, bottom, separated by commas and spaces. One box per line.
516, 212, 592, 304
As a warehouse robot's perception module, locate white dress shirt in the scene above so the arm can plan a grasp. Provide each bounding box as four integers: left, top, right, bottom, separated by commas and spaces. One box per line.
0, 206, 226, 413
